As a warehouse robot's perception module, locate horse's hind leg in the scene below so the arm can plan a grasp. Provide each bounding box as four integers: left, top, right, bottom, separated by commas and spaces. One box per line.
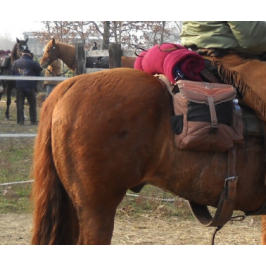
73, 188, 126, 245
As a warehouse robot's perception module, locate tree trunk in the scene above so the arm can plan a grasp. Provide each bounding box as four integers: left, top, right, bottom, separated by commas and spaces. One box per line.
160, 21, 166, 44
102, 21, 110, 50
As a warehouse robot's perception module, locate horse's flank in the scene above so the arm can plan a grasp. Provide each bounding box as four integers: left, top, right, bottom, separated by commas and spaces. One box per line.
31, 68, 266, 244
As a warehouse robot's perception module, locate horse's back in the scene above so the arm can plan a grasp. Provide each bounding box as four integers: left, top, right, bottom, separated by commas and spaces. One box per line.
48, 68, 171, 125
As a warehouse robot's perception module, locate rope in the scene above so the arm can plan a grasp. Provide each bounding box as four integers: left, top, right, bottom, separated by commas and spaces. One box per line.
0, 180, 33, 187
211, 226, 223, 245
0, 181, 177, 203
125, 193, 176, 202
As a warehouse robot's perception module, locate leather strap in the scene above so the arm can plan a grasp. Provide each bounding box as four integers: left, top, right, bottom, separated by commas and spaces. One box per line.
263, 122, 266, 186
200, 68, 220, 83
188, 147, 238, 228
207, 96, 218, 134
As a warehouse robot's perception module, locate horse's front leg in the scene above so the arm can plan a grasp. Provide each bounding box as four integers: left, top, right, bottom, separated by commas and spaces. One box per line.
5, 86, 12, 120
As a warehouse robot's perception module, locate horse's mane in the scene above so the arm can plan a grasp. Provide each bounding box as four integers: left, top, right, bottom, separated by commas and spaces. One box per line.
10, 43, 19, 63
45, 39, 75, 50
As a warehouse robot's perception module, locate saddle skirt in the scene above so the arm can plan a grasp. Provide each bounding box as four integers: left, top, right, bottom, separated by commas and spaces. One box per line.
0, 51, 10, 70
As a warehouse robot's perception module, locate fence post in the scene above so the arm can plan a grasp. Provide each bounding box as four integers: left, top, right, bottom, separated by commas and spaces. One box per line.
75, 41, 86, 75
108, 43, 122, 68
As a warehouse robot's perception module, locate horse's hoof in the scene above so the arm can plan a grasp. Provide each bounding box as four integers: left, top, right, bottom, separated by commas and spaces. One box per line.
5, 118, 10, 121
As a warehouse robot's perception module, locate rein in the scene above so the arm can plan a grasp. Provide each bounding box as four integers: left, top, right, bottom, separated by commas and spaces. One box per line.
47, 68, 69, 77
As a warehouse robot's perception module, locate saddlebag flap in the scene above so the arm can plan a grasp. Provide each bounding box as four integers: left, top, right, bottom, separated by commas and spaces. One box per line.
1, 56, 10, 68
171, 80, 244, 152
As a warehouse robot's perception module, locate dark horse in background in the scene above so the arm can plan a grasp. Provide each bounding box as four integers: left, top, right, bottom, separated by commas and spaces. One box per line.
31, 68, 266, 245
0, 38, 29, 120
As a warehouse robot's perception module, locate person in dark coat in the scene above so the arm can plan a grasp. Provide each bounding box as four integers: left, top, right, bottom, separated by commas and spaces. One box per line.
91, 42, 98, 50
12, 49, 42, 125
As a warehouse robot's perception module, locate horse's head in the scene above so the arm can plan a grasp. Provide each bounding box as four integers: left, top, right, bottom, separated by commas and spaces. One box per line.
15, 38, 29, 57
10, 38, 29, 63
40, 38, 59, 68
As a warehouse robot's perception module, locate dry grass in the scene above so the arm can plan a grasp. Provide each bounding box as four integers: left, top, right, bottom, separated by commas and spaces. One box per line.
0, 210, 261, 245
0, 96, 40, 133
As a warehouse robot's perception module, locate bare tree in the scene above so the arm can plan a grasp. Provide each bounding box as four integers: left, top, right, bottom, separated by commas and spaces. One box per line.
102, 21, 110, 49
34, 21, 182, 51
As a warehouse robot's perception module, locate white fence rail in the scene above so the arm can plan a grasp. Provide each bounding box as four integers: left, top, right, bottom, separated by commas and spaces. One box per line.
0, 134, 37, 138
0, 76, 68, 81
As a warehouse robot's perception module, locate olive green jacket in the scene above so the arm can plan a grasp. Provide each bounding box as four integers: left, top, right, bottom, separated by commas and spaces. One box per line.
180, 21, 266, 55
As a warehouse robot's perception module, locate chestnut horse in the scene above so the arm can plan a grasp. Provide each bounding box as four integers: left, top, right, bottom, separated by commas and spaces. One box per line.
31, 68, 266, 245
40, 38, 136, 71
0, 38, 28, 119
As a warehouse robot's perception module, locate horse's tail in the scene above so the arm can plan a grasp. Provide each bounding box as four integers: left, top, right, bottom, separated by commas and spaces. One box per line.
31, 80, 78, 245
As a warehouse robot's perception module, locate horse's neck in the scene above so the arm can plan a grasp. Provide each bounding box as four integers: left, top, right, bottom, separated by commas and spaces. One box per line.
10, 45, 19, 64
57, 43, 76, 71
11, 53, 17, 64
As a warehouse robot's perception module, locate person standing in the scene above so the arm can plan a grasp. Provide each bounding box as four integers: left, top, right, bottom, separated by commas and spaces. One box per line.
12, 49, 42, 125
42, 59, 62, 98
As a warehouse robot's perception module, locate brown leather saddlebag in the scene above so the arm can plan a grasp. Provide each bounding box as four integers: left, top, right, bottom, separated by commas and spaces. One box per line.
171, 80, 243, 152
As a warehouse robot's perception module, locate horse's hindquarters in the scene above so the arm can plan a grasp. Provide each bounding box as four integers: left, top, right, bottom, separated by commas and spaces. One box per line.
50, 69, 172, 188
47, 69, 173, 243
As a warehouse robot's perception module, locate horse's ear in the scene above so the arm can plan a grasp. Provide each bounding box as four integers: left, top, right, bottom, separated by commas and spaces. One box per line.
25, 38, 28, 43
16, 38, 20, 43
52, 38, 56, 45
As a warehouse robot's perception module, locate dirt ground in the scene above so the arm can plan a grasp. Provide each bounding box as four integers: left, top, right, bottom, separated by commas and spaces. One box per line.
0, 212, 261, 245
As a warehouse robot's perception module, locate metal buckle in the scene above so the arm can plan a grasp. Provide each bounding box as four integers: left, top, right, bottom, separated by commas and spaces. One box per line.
224, 176, 237, 187
209, 124, 218, 134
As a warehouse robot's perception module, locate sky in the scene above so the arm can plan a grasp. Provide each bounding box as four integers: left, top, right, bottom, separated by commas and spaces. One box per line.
0, 21, 44, 40
0, 0, 263, 42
